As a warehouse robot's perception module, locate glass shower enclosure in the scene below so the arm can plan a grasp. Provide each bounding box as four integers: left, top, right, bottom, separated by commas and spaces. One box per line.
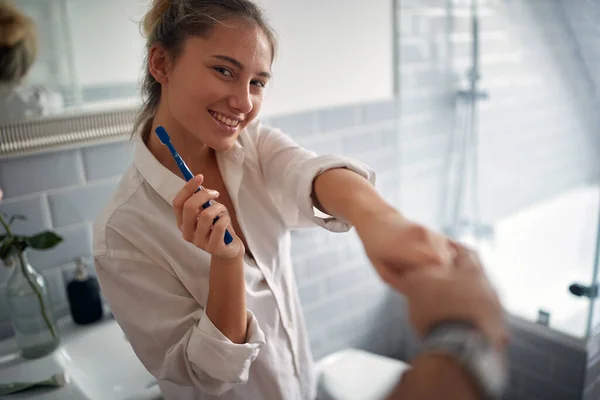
396, 0, 600, 340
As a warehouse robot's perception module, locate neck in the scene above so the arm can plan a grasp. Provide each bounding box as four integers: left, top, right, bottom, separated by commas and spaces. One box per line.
146, 103, 215, 178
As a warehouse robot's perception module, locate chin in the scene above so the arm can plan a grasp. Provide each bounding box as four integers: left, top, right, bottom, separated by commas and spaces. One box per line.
209, 135, 239, 152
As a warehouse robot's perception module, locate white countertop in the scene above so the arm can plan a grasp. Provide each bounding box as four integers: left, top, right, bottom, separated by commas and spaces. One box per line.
0, 315, 162, 400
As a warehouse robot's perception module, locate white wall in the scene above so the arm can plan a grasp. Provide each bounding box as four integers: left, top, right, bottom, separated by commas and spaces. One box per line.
257, 0, 394, 115
65, 0, 147, 87
64, 0, 393, 116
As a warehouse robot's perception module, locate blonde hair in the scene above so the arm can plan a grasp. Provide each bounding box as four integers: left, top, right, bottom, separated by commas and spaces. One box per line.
0, 0, 38, 83
135, 0, 278, 136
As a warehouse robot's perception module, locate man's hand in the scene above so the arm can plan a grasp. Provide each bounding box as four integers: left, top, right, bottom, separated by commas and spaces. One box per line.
385, 244, 509, 400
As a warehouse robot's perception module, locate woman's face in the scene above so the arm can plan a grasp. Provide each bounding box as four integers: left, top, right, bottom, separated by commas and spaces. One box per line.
158, 19, 272, 151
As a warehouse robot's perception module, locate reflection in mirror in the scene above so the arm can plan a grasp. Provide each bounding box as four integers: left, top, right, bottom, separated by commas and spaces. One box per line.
1, 0, 145, 124
0, 0, 66, 123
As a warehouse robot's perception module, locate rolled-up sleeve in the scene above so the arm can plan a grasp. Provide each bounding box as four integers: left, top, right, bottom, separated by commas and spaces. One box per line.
95, 255, 265, 396
253, 122, 376, 231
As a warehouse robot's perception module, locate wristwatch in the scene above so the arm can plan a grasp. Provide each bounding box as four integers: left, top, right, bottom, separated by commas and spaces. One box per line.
420, 322, 508, 400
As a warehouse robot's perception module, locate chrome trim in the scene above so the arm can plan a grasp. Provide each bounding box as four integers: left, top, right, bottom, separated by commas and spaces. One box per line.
0, 107, 138, 160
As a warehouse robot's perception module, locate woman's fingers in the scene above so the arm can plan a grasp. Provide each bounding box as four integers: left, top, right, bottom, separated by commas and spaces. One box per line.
173, 174, 204, 228
193, 202, 227, 247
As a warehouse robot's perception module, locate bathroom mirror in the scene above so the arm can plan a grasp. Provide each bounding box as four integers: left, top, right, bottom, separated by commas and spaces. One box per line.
1, 0, 147, 125
0, 0, 394, 157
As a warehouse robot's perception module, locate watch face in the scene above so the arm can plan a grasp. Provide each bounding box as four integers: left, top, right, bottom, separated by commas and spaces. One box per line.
423, 325, 508, 398
475, 348, 508, 394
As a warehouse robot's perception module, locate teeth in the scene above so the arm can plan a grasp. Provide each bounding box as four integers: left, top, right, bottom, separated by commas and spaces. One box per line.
210, 111, 240, 127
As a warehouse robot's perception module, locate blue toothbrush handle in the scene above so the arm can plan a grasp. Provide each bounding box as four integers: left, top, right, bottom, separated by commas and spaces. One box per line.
196, 188, 233, 245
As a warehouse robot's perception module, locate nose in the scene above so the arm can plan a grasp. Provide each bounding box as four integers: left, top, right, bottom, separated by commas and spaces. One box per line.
229, 84, 253, 115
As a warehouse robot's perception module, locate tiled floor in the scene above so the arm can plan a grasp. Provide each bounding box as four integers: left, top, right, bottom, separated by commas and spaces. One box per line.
465, 183, 600, 338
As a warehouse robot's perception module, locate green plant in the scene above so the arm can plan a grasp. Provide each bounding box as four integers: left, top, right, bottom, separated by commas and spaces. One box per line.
0, 212, 63, 341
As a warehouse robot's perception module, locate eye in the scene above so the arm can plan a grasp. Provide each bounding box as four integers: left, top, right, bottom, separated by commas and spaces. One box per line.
213, 67, 233, 77
251, 80, 267, 88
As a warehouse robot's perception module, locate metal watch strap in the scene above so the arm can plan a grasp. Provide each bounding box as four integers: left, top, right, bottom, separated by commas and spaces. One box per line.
420, 322, 507, 400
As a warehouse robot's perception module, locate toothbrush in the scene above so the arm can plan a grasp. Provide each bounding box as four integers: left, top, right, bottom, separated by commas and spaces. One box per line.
154, 126, 233, 245
0, 372, 66, 395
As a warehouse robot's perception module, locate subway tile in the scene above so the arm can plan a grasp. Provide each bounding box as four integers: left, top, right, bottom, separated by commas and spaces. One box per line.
583, 381, 599, 400
516, 328, 587, 364
291, 229, 332, 256
518, 371, 581, 400
0, 150, 84, 198
507, 339, 554, 377
326, 266, 367, 293
400, 42, 427, 64
82, 141, 134, 182
268, 111, 320, 138
341, 130, 385, 155
356, 150, 399, 174
0, 321, 14, 341
304, 302, 332, 329
382, 129, 399, 148
81, 83, 138, 104
297, 280, 325, 307
327, 312, 370, 340
27, 224, 92, 272
318, 105, 362, 132
339, 240, 368, 265
42, 267, 68, 311
304, 248, 342, 279
53, 306, 71, 321
291, 257, 309, 282
303, 136, 342, 156
502, 389, 530, 400
585, 357, 600, 390
400, 91, 447, 117
48, 181, 118, 228
0, 195, 51, 235
0, 265, 9, 283
0, 284, 9, 322
362, 99, 399, 123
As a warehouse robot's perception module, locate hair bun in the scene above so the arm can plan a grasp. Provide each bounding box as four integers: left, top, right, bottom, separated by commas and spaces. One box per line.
0, 1, 35, 47
141, 0, 172, 37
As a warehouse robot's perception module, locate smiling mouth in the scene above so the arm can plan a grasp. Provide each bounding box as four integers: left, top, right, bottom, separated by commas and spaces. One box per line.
209, 110, 241, 128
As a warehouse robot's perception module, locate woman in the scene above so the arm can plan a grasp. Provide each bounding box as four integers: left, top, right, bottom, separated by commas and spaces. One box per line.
93, 0, 455, 399
0, 0, 63, 123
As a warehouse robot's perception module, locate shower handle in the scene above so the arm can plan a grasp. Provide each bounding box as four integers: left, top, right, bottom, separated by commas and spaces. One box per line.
569, 283, 599, 299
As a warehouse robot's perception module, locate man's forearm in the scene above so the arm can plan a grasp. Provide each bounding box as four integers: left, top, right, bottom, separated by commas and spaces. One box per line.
387, 354, 482, 400
312, 168, 397, 228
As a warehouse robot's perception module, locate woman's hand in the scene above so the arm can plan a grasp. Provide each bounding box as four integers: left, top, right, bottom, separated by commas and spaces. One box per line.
173, 174, 244, 259
401, 244, 508, 347
354, 209, 455, 291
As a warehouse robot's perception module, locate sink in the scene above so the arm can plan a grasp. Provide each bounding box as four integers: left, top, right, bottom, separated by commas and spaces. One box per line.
0, 316, 162, 400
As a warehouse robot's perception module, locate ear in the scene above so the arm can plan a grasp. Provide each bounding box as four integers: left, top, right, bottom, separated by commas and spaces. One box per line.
148, 44, 171, 84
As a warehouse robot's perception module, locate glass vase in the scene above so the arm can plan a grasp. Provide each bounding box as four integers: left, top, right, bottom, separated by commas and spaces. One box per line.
4, 251, 60, 359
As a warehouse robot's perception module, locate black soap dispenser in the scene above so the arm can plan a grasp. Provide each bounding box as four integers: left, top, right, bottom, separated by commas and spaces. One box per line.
67, 257, 104, 325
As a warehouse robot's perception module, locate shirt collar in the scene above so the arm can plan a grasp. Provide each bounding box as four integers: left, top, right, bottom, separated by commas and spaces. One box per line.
133, 131, 246, 206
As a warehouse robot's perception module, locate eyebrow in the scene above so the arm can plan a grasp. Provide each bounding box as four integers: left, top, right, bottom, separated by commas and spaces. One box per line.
212, 55, 271, 78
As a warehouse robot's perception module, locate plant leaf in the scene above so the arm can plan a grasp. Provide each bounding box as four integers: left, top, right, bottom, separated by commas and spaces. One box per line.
26, 231, 63, 250
9, 215, 27, 225
0, 236, 15, 260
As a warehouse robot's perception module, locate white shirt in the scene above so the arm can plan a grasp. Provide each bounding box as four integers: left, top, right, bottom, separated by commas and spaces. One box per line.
93, 120, 375, 400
